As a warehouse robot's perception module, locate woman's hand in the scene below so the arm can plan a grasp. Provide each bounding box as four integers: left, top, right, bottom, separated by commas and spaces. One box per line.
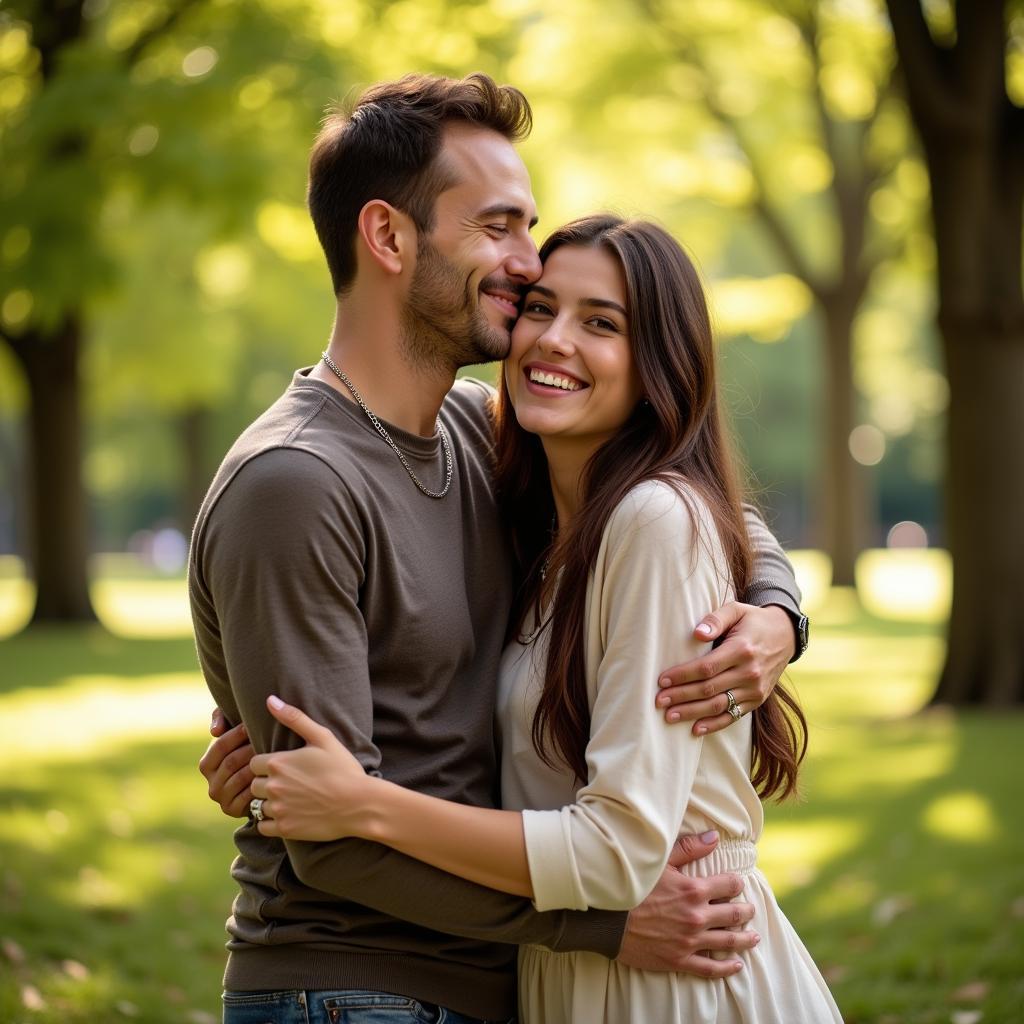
656, 603, 795, 735
250, 695, 376, 841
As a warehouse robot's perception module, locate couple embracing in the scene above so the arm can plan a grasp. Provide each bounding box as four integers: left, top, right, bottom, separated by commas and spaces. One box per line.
189, 73, 841, 1024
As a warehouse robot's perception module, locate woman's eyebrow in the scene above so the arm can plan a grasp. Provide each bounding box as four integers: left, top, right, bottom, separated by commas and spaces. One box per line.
526, 285, 626, 317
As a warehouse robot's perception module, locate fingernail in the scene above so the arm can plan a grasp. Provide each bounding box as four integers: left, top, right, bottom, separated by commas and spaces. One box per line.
667, 711, 679, 722
732, 962, 744, 972
268, 695, 285, 711
657, 695, 670, 707
753, 934, 761, 945
700, 830, 718, 845
696, 623, 713, 636
658, 676, 671, 688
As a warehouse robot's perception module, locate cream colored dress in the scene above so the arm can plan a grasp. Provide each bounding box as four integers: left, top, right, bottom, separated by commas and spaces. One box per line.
496, 481, 842, 1023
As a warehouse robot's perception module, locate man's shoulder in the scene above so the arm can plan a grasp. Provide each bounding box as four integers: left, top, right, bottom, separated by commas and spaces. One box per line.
443, 376, 497, 435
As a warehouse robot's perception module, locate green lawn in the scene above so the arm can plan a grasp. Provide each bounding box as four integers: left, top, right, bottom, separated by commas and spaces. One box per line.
0, 568, 1021, 1023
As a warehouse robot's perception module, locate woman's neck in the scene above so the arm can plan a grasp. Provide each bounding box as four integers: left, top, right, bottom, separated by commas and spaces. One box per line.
542, 438, 596, 527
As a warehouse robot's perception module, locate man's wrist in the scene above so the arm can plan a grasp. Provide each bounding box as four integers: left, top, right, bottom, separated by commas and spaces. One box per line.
766, 603, 809, 663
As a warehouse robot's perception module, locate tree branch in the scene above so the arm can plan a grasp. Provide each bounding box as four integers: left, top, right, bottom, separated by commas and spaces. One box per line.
121, 0, 206, 66
885, 0, 966, 132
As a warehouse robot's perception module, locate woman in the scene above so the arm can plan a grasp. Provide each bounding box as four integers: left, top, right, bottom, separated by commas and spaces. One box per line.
234, 216, 841, 1023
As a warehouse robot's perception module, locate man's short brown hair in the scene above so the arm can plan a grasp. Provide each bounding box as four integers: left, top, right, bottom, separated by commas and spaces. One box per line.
308, 72, 533, 295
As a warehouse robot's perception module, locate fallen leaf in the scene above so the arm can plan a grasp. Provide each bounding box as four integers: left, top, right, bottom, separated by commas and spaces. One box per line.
951, 1012, 982, 1024
951, 981, 990, 1003
116, 1000, 140, 1018
60, 959, 89, 981
2, 937, 26, 965
821, 964, 848, 985
872, 894, 914, 926
21, 985, 45, 1011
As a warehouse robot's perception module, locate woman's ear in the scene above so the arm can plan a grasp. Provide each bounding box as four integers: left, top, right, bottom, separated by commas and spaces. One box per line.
356, 200, 416, 277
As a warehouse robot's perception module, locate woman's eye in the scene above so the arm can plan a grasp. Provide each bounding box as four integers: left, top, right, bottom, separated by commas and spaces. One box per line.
589, 317, 618, 332
524, 301, 552, 315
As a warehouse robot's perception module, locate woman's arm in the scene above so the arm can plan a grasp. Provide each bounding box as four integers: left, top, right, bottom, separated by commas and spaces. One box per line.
250, 695, 534, 897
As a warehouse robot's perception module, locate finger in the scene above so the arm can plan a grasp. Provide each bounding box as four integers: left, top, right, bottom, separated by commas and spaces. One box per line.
691, 711, 738, 737
250, 776, 269, 800
250, 753, 272, 777
210, 707, 231, 737
266, 695, 335, 747
226, 789, 255, 818
702, 900, 756, 931
692, 601, 746, 642
701, 871, 746, 903
257, 817, 281, 838
691, 925, 759, 951
659, 644, 743, 688
677, 953, 744, 979
219, 766, 256, 808
199, 725, 251, 778
657, 667, 750, 710
669, 831, 719, 868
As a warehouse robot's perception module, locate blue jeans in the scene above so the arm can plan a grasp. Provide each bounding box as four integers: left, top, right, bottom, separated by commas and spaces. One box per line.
222, 989, 515, 1024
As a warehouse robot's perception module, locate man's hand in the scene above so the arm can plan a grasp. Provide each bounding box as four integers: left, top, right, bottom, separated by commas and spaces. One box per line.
617, 831, 757, 976
656, 603, 794, 736
199, 708, 255, 818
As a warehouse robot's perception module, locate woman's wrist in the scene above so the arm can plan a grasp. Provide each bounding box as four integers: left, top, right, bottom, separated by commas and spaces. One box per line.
355, 775, 400, 842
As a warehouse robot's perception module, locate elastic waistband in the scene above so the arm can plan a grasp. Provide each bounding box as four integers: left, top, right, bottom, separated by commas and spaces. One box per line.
677, 838, 757, 877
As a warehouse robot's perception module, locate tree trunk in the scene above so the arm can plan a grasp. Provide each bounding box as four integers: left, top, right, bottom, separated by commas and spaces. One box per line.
933, 326, 1024, 704
9, 318, 97, 623
819, 300, 865, 587
178, 405, 210, 534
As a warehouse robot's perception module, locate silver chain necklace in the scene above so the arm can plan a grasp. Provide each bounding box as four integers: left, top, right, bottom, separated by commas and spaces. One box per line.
321, 351, 454, 499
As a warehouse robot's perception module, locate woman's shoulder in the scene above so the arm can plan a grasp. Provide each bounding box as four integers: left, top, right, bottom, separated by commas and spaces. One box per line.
606, 476, 716, 542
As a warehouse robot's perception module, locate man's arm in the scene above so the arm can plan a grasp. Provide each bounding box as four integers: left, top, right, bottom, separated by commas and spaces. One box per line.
193, 447, 624, 955
655, 504, 806, 735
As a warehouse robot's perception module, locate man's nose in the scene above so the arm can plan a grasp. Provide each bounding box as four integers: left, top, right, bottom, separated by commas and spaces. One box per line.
506, 237, 543, 284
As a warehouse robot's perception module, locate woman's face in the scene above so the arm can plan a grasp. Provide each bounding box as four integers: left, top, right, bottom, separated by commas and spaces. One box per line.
504, 244, 642, 450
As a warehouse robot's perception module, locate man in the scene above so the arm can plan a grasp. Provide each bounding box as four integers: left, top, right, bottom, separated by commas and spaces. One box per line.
190, 73, 807, 1024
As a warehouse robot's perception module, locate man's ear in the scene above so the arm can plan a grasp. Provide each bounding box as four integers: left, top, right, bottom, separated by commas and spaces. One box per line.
356, 200, 416, 277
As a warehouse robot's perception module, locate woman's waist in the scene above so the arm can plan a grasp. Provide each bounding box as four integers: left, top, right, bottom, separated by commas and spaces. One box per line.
675, 836, 758, 877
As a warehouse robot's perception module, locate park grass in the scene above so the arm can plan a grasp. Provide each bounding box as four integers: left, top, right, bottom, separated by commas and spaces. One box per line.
0, 571, 1021, 1023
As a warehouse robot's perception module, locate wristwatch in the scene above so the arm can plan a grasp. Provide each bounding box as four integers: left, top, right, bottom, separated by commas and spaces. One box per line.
791, 613, 810, 663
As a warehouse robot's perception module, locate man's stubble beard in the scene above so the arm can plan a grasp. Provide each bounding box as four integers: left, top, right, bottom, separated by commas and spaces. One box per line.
401, 240, 515, 374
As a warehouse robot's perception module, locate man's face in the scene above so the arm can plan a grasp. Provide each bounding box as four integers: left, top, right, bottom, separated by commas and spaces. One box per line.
403, 125, 541, 368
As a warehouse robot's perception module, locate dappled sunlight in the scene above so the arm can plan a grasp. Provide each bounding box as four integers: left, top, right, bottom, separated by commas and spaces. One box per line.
923, 791, 999, 845
0, 673, 209, 763
759, 818, 865, 898
857, 549, 951, 622
91, 579, 192, 638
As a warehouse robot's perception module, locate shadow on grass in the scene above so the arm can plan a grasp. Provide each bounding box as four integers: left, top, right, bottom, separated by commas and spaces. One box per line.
0, 627, 199, 694
769, 709, 1024, 1024
1, 734, 238, 1024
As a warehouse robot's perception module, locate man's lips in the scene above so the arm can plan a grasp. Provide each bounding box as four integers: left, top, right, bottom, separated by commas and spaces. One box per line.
482, 290, 520, 317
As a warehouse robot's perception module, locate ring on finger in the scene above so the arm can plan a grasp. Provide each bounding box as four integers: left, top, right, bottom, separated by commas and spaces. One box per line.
724, 689, 738, 713
727, 702, 744, 722
250, 797, 266, 822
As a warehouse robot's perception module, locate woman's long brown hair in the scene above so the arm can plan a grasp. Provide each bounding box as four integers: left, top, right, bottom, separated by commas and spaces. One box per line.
492, 214, 806, 801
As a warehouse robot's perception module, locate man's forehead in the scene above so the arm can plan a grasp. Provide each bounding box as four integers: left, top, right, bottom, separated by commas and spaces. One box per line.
438, 124, 537, 221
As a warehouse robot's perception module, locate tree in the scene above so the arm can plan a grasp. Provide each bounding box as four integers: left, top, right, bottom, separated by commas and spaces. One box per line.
887, 0, 1024, 705
636, 0, 910, 584
0, 0, 334, 622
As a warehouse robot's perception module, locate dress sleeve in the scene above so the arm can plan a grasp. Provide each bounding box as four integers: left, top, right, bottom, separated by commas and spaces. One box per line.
192, 447, 625, 955
522, 482, 728, 912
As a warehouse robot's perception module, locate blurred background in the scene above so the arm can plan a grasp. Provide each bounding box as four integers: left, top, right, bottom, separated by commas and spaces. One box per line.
0, 1, 1021, 1022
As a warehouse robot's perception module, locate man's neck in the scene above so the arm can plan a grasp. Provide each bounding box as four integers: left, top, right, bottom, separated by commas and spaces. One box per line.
313, 298, 456, 438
